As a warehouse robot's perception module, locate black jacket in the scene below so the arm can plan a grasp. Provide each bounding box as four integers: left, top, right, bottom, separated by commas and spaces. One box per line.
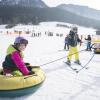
2, 45, 22, 71
68, 31, 81, 47
85, 36, 91, 43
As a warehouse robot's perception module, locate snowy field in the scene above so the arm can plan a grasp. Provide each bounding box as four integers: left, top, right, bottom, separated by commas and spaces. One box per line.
0, 22, 100, 100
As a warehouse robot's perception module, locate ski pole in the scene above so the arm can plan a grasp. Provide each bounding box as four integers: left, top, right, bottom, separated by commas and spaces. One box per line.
40, 49, 86, 67
75, 53, 95, 73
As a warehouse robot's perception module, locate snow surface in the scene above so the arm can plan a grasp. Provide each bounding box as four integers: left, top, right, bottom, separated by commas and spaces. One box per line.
0, 22, 100, 100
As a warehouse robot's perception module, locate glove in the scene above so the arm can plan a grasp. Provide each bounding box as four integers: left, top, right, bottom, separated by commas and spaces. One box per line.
28, 71, 35, 75
25, 63, 30, 66
27, 66, 38, 71
27, 66, 32, 71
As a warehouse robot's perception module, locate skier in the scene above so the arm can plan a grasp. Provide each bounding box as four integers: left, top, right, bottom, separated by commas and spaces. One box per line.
66, 26, 81, 66
2, 36, 35, 76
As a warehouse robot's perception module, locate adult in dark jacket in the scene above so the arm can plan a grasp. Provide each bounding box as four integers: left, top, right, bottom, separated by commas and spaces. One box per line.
66, 27, 81, 66
64, 35, 69, 50
85, 35, 91, 51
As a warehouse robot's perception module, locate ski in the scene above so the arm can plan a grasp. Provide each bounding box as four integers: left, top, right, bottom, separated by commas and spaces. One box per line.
63, 61, 78, 71
63, 61, 89, 73
77, 64, 89, 70
73, 63, 89, 73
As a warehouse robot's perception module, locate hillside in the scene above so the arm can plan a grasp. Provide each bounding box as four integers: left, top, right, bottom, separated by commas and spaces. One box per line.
57, 4, 100, 21
0, 1, 100, 29
0, 0, 47, 8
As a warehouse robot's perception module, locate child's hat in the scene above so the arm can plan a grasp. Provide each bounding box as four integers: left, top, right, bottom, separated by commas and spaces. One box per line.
14, 36, 28, 45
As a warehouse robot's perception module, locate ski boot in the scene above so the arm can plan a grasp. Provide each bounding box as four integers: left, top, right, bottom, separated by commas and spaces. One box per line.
65, 60, 71, 66
74, 60, 81, 65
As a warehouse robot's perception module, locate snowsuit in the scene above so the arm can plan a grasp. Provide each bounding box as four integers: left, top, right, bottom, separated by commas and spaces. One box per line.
67, 30, 81, 61
2, 45, 30, 76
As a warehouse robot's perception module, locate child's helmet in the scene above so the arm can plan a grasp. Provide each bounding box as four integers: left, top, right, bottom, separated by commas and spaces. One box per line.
71, 26, 78, 33
14, 36, 28, 45
71, 26, 78, 31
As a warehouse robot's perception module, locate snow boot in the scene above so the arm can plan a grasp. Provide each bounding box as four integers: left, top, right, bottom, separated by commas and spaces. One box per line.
74, 60, 81, 65
66, 60, 71, 66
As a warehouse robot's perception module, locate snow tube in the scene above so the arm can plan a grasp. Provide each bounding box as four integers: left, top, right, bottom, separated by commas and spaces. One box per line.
0, 66, 45, 97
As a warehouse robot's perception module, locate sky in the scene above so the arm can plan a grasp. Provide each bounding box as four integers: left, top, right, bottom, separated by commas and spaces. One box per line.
42, 0, 100, 10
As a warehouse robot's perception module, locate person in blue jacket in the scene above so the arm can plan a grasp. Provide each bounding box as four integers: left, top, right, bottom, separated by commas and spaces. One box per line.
64, 35, 69, 50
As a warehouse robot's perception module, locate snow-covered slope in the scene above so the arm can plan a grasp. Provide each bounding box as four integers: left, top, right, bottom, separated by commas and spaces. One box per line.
0, 22, 99, 100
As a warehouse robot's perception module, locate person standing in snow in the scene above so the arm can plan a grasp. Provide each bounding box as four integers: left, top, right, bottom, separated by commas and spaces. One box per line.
64, 34, 69, 50
85, 35, 92, 51
66, 26, 81, 66
2, 36, 35, 76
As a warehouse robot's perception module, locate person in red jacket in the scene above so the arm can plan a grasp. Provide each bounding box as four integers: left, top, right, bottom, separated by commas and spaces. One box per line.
2, 36, 35, 76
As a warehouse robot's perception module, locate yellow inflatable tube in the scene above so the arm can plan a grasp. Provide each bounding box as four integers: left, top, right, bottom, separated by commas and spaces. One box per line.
0, 66, 46, 97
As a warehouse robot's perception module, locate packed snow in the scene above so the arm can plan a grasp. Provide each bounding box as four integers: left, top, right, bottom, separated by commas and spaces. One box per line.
0, 22, 100, 100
